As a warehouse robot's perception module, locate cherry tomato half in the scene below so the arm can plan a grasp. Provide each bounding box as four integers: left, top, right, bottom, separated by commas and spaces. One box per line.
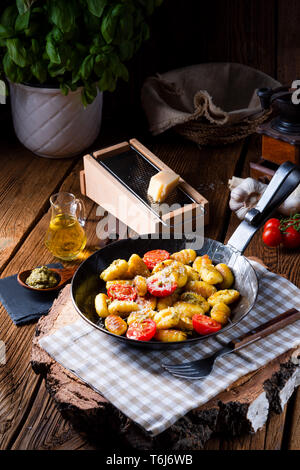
126, 319, 156, 341
282, 226, 300, 249
263, 218, 281, 231
262, 227, 283, 247
192, 314, 222, 336
147, 276, 177, 298
143, 249, 170, 270
107, 283, 137, 302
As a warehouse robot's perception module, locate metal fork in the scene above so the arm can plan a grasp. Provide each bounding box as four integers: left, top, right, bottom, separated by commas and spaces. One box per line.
162, 309, 300, 380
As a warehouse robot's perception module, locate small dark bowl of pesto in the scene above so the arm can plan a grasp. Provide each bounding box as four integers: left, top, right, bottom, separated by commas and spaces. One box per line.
18, 266, 61, 292
18, 265, 77, 292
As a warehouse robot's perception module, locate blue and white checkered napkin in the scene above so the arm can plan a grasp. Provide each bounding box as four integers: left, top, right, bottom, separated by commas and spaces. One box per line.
39, 261, 300, 436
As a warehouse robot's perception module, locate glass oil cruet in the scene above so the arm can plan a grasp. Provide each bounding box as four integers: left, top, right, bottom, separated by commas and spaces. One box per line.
45, 192, 87, 261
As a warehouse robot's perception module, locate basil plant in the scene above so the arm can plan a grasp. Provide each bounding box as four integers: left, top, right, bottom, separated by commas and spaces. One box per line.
0, 0, 162, 105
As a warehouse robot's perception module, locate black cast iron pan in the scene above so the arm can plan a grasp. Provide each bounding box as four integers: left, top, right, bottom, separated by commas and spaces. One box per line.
71, 162, 300, 349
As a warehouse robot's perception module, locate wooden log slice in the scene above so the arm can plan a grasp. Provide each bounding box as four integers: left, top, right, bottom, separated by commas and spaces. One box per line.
31, 285, 300, 450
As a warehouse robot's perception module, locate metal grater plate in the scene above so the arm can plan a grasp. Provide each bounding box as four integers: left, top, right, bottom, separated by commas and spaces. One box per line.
93, 146, 200, 226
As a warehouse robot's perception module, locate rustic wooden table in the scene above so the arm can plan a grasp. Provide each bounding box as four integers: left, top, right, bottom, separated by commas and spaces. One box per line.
0, 121, 299, 451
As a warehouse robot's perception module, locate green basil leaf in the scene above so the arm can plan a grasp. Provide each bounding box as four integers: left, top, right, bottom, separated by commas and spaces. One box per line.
94, 54, 107, 76
101, 5, 123, 44
48, 0, 76, 33
6, 38, 28, 68
120, 13, 133, 39
87, 0, 107, 18
117, 62, 129, 82
141, 22, 150, 41
109, 55, 129, 82
81, 89, 89, 108
71, 70, 80, 85
16, 0, 37, 15
52, 26, 64, 44
79, 55, 94, 81
101, 44, 114, 55
3, 52, 17, 80
31, 61, 47, 82
1, 6, 18, 30
65, 49, 79, 72
84, 82, 97, 100
89, 35, 106, 55
46, 38, 61, 64
48, 62, 66, 77
68, 82, 77, 92
0, 25, 15, 39
98, 68, 116, 92
31, 38, 39, 55
15, 10, 31, 32
3, 51, 24, 82
60, 82, 69, 96
119, 40, 134, 61
89, 44, 102, 55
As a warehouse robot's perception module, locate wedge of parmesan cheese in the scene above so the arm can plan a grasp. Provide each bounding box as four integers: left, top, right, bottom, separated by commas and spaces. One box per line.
147, 170, 180, 203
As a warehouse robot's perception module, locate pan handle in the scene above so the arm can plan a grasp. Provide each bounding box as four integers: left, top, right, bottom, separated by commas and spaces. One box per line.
227, 161, 300, 254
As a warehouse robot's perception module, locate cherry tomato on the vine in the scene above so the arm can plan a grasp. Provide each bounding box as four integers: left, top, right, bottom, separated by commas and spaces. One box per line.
263, 218, 281, 232
282, 226, 300, 249
262, 227, 283, 248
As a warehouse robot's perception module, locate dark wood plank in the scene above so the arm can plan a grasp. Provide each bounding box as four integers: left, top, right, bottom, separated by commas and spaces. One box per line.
277, 0, 300, 84
264, 411, 288, 450
198, 0, 276, 77
11, 382, 94, 450
287, 388, 300, 450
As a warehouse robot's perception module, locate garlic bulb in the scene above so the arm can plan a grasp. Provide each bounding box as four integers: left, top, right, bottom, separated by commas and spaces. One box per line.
229, 177, 300, 219
279, 184, 300, 216
229, 178, 267, 220
228, 177, 245, 191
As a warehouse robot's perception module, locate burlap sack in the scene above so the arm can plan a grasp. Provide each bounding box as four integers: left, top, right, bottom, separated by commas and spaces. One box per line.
141, 63, 281, 145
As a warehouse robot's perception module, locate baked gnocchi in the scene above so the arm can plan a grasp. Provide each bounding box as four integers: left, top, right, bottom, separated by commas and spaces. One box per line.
170, 249, 197, 264
96, 249, 240, 341
100, 259, 128, 282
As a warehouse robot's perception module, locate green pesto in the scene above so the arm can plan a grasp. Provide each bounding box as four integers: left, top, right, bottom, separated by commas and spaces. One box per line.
26, 266, 58, 289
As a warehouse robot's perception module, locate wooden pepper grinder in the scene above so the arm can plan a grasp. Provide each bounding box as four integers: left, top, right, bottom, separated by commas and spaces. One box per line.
250, 86, 300, 182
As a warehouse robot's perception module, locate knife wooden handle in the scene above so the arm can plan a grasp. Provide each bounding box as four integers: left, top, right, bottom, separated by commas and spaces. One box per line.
231, 309, 300, 350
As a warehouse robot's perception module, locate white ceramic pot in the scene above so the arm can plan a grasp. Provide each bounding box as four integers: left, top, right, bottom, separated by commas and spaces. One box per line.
9, 82, 103, 158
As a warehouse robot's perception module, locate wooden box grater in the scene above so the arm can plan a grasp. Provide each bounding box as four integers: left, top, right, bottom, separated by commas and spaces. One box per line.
80, 139, 209, 236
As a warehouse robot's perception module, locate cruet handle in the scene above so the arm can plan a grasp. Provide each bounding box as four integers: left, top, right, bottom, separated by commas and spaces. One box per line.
75, 198, 86, 227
